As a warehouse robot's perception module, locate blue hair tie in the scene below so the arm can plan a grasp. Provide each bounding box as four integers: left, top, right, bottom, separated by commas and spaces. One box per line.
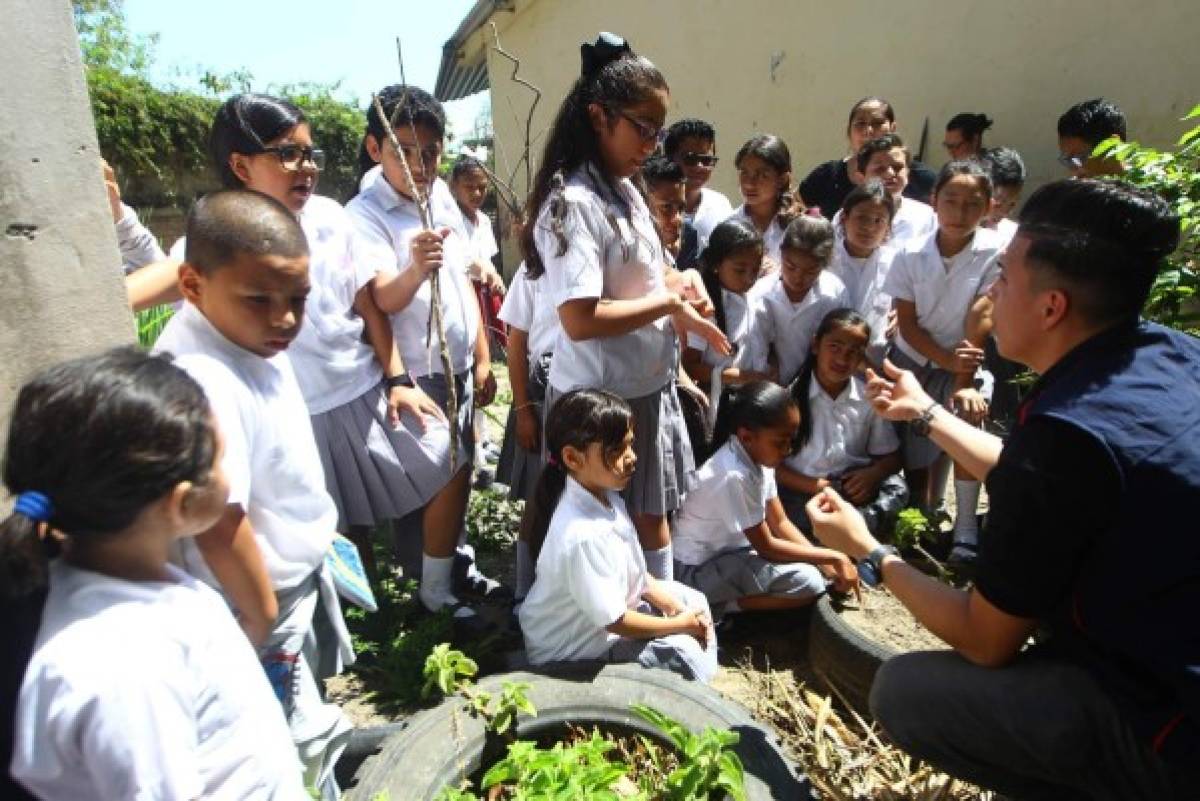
14, 491, 54, 523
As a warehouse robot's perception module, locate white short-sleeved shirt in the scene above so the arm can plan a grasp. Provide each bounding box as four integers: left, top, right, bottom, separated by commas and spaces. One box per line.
116, 203, 166, 274
672, 438, 778, 566
992, 217, 1018, 247
519, 477, 649, 663
359, 167, 463, 237
787, 375, 900, 477
461, 207, 500, 267
883, 228, 1003, 366
833, 195, 936, 252
688, 188, 735, 252
752, 270, 849, 385
346, 174, 481, 378
731, 205, 786, 267
687, 287, 766, 373
167, 197, 381, 414
12, 561, 306, 801
154, 304, 338, 590
498, 262, 559, 359
537, 165, 676, 398
828, 241, 898, 363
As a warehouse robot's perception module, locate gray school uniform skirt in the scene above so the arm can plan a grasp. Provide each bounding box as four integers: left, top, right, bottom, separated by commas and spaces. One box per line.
675, 547, 827, 619
543, 380, 696, 517
887, 347, 957, 470
497, 353, 551, 501
309, 379, 468, 531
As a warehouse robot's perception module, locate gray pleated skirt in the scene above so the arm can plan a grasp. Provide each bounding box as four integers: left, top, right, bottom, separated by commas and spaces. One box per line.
888, 347, 956, 470
543, 380, 696, 517
309, 382, 461, 530
497, 354, 550, 501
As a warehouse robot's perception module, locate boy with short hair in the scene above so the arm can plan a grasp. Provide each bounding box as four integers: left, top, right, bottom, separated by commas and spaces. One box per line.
153, 189, 351, 798
979, 146, 1026, 245
347, 84, 505, 619
1057, 98, 1126, 177
642, 154, 687, 259
664, 118, 733, 269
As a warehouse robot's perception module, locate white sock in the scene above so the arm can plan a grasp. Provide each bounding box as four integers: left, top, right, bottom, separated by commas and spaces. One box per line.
419, 554, 461, 613
515, 539, 534, 600
953, 479, 981, 546
644, 545, 673, 581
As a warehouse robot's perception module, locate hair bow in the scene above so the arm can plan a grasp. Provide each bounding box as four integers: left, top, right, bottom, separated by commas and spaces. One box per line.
580, 32, 632, 77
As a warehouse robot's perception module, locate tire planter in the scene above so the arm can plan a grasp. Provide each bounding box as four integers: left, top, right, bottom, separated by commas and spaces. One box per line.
346, 662, 813, 800
808, 594, 897, 719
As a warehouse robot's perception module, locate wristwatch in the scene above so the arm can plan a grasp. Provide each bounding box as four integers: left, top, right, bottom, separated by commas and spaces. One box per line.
858, 544, 899, 587
385, 372, 414, 389
910, 401, 941, 438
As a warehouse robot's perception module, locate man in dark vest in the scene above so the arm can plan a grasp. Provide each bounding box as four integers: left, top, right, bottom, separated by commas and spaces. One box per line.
806, 178, 1198, 799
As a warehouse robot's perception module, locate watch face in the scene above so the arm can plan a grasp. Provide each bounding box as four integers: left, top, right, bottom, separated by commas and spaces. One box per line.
911, 416, 931, 437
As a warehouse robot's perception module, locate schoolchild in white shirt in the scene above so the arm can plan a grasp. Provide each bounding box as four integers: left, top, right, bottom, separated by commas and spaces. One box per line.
725, 134, 805, 277
201, 94, 452, 589
882, 161, 1002, 557
152, 191, 350, 796
672, 381, 857, 621
828, 180, 900, 366
752, 214, 850, 385
4, 348, 307, 801
834, 134, 936, 250
776, 309, 907, 536
980, 146, 1026, 247
664, 118, 733, 270
519, 389, 718, 682
521, 34, 730, 581
496, 262, 559, 599
349, 84, 507, 614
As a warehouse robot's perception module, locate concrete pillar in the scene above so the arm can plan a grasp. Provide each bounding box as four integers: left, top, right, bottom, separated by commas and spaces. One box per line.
0, 0, 134, 446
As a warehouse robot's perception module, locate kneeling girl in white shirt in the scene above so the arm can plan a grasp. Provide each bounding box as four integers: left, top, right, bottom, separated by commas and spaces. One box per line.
672, 381, 858, 620
5, 348, 306, 801
519, 389, 718, 682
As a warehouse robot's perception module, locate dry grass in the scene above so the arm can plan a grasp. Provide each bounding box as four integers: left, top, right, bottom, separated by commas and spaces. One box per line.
728, 659, 994, 801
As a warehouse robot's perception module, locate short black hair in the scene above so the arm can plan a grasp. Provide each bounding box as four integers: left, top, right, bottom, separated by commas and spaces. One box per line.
856, 133, 908, 174
946, 112, 993, 139
450, 154, 486, 182
664, 118, 716, 159
641, 154, 684, 187
1018, 179, 1178, 325
365, 84, 446, 142
980, 147, 1027, 188
1057, 98, 1127, 146
209, 94, 306, 189
934, 159, 993, 201
185, 189, 308, 274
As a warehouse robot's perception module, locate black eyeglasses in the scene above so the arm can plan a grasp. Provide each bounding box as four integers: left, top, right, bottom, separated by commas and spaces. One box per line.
260, 145, 325, 171
618, 111, 666, 145
682, 152, 719, 168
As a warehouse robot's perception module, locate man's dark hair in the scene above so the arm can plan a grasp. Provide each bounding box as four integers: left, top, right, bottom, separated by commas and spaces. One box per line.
1018, 179, 1178, 325
641, 154, 685, 187
980, 147, 1027, 188
365, 84, 446, 141
856, 133, 909, 174
1057, 98, 1127, 146
184, 189, 308, 273
664, 118, 716, 159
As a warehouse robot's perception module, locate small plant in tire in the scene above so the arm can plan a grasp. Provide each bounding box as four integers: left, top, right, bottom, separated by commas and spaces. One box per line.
423, 645, 747, 800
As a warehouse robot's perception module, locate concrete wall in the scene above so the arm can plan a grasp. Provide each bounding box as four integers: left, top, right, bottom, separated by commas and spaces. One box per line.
468, 0, 1200, 231
0, 1, 135, 448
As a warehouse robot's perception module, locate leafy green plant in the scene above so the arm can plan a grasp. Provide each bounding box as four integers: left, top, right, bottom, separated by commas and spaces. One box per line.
422, 645, 537, 736
631, 705, 746, 801
136, 304, 174, 348
422, 642, 480, 698
892, 509, 951, 581
1094, 106, 1200, 336
466, 487, 523, 554
477, 733, 632, 800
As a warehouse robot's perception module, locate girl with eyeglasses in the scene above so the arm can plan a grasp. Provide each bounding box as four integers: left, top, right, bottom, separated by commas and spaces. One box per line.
800, 97, 938, 219
522, 32, 731, 582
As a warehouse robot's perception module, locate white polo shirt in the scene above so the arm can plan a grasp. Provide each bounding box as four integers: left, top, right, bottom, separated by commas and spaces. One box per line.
687, 287, 766, 373
461, 207, 499, 267
731, 204, 786, 266
827, 241, 898, 363
537, 165, 676, 398
787, 375, 900, 478
519, 477, 649, 663
154, 303, 338, 591
346, 174, 480, 378
672, 438, 778, 566
884, 228, 1003, 366
752, 270, 849, 385
12, 561, 307, 801
688, 187, 735, 252
498, 262, 559, 359
833, 195, 937, 252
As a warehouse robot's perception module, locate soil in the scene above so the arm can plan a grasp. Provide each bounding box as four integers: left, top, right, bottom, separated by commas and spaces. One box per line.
834, 585, 946, 654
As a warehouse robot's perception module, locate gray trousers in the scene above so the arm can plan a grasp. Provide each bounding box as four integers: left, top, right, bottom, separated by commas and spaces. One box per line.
870, 650, 1189, 800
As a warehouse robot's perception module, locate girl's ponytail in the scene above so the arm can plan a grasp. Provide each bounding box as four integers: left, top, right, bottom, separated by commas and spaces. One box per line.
524, 389, 633, 564
0, 494, 55, 598
711, 381, 795, 453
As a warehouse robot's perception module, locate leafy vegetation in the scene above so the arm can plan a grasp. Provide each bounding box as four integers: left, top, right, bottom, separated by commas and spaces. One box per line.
1095, 107, 1200, 335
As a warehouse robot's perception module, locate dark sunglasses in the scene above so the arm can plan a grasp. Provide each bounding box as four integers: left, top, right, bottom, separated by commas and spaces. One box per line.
682, 152, 720, 168
260, 145, 325, 171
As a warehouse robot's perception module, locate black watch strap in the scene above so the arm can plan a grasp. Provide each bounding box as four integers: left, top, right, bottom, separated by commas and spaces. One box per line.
911, 401, 941, 438
858, 544, 899, 587
386, 372, 414, 389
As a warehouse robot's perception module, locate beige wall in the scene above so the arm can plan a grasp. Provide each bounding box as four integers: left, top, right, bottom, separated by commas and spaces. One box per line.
467, 0, 1200, 244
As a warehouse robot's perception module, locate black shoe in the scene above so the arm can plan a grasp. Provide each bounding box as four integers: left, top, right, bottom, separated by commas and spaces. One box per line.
453, 564, 515, 604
